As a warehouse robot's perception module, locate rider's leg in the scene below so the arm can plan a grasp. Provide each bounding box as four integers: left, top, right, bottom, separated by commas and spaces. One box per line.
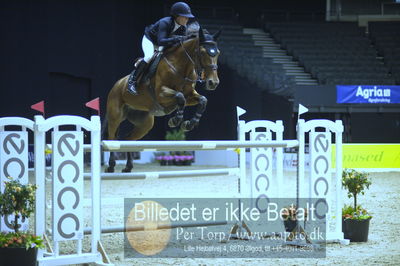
127, 60, 148, 95
127, 35, 153, 95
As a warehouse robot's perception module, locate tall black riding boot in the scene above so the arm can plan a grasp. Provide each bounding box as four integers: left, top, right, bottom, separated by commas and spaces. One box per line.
127, 60, 148, 95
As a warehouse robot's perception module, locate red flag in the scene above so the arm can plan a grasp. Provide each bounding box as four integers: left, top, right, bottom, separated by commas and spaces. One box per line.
31, 100, 45, 116
85, 97, 100, 115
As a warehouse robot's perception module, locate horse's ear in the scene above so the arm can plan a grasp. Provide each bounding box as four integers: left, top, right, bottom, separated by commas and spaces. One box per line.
199, 27, 205, 43
213, 28, 222, 41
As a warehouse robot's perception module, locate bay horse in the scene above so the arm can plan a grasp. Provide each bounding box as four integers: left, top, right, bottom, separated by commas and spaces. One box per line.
104, 28, 221, 172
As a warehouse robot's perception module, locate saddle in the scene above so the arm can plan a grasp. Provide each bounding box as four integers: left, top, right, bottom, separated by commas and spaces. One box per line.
134, 52, 163, 85
134, 50, 206, 91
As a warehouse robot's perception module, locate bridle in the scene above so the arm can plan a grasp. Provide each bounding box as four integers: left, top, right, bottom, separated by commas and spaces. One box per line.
163, 38, 218, 85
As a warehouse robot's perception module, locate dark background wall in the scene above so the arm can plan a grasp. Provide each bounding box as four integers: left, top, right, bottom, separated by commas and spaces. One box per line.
1, 0, 309, 140
0, 0, 157, 118
1, 0, 398, 142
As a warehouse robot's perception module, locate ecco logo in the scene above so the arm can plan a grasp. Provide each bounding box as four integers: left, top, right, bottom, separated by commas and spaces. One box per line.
252, 132, 272, 213
311, 133, 330, 219
53, 132, 83, 240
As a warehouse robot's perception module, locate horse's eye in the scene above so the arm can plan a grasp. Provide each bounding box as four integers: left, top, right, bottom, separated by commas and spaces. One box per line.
209, 49, 215, 53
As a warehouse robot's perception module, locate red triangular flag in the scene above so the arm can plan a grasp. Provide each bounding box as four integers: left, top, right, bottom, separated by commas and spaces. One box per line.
85, 97, 100, 115
31, 100, 45, 116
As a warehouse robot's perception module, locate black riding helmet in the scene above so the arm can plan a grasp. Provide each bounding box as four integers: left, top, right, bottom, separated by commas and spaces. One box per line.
170, 2, 195, 18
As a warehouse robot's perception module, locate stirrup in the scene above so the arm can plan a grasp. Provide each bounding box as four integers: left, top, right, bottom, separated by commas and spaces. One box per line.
127, 68, 138, 95
127, 82, 138, 95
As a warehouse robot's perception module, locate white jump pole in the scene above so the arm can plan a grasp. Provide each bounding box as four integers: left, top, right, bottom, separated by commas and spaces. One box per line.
83, 220, 228, 235
85, 168, 240, 180
101, 139, 300, 152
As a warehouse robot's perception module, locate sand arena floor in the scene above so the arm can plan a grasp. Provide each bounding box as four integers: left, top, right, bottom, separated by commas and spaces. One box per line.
76, 164, 400, 266
30, 163, 400, 266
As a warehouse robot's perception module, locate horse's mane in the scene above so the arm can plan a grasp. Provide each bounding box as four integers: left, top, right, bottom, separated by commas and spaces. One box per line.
187, 21, 200, 36
164, 36, 199, 56
163, 23, 215, 56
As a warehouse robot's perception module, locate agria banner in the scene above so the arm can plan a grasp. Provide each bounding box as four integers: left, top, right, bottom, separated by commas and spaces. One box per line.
336, 85, 400, 104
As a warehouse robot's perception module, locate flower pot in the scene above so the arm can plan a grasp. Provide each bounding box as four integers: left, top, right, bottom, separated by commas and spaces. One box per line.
342, 218, 371, 242
283, 219, 297, 232
0, 247, 38, 266
174, 160, 183, 166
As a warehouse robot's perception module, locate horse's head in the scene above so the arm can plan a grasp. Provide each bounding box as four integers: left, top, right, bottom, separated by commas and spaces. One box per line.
198, 27, 221, 90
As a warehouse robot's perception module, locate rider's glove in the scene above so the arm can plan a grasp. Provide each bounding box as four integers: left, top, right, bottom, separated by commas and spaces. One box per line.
174, 36, 186, 43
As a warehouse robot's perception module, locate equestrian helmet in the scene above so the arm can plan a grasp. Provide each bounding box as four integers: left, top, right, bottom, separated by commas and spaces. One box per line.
170, 2, 194, 18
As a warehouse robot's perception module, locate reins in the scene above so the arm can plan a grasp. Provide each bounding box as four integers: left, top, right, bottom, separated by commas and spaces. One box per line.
163, 38, 212, 85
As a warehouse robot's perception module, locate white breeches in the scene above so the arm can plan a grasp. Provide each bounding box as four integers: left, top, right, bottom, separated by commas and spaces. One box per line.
142, 35, 164, 63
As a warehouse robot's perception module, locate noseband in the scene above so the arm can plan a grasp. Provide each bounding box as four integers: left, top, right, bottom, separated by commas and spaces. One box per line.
191, 40, 219, 78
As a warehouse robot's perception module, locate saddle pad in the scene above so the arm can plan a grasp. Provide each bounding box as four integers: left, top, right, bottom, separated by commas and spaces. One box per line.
143, 53, 163, 82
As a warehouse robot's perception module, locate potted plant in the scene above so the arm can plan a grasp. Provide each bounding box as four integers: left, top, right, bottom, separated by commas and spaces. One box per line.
154, 152, 166, 165
181, 151, 195, 166
164, 129, 195, 166
342, 168, 372, 242
173, 151, 195, 166
0, 178, 45, 265
154, 152, 175, 166
165, 129, 186, 141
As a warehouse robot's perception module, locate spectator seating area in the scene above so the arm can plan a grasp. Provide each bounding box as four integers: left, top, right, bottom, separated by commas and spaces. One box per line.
264, 22, 397, 85
369, 21, 400, 85
199, 19, 399, 95
201, 19, 295, 97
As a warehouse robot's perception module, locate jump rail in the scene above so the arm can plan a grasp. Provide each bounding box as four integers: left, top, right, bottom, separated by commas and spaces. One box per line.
83, 220, 228, 235
101, 140, 300, 152
84, 168, 240, 180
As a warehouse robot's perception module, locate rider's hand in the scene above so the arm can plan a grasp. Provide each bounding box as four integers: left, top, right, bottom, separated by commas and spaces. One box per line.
174, 36, 186, 43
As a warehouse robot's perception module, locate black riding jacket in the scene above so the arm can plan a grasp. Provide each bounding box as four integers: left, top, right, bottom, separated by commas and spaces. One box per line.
144, 16, 186, 46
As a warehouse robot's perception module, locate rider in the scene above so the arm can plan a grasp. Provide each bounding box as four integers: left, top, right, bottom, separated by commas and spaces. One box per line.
127, 2, 195, 95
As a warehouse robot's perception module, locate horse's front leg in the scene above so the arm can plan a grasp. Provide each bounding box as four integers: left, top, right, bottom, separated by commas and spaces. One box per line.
181, 91, 207, 131
168, 92, 186, 128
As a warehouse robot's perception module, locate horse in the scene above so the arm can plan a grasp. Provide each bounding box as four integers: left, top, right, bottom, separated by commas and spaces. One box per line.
104, 27, 221, 173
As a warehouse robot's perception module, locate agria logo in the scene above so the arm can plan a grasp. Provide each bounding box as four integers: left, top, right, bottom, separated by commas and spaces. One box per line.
355, 86, 392, 103
356, 86, 391, 99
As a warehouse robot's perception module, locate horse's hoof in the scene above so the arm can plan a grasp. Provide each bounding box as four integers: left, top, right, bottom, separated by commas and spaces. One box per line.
105, 167, 115, 173
168, 117, 182, 128
122, 168, 132, 173
180, 120, 193, 131
168, 118, 177, 128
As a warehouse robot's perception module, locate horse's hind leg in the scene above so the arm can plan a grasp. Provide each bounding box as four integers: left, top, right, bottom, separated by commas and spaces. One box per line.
181, 91, 207, 131
105, 97, 124, 173
122, 110, 155, 172
122, 152, 134, 173
106, 116, 122, 173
